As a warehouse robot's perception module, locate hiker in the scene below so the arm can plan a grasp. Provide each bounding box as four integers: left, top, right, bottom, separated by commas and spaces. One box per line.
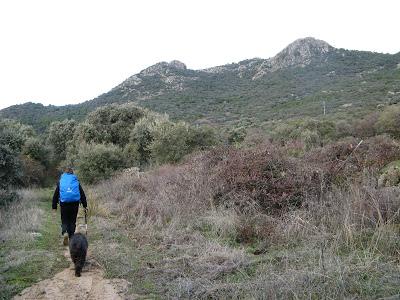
52, 167, 87, 246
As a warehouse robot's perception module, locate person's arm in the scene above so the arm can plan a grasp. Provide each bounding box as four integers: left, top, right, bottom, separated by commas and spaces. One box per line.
52, 182, 59, 210
79, 184, 87, 208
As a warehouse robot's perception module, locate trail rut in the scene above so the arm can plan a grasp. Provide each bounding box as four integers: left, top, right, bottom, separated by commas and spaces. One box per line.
13, 248, 133, 300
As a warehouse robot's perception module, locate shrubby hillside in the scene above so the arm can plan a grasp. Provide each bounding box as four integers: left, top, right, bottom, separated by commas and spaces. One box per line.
2, 37, 400, 132
0, 103, 217, 198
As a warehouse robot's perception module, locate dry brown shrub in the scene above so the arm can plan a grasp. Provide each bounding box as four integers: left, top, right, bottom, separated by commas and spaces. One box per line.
353, 111, 379, 137
307, 136, 400, 183
202, 143, 323, 214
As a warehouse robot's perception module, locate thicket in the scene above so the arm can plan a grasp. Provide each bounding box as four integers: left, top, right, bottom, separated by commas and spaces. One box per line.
0, 120, 52, 205
1, 103, 218, 194
50, 103, 218, 184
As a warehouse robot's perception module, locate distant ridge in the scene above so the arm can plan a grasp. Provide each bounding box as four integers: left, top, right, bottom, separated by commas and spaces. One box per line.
1, 37, 400, 132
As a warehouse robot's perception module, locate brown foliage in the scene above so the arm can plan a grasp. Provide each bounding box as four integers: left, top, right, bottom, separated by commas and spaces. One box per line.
193, 144, 323, 214
307, 136, 400, 182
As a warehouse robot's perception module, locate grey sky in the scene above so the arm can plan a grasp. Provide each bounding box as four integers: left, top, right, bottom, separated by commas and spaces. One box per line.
0, 0, 399, 109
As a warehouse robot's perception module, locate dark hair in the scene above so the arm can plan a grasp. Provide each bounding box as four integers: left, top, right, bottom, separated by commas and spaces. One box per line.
64, 167, 74, 174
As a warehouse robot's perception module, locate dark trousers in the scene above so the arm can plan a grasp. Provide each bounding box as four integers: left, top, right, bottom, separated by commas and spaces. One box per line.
60, 202, 79, 238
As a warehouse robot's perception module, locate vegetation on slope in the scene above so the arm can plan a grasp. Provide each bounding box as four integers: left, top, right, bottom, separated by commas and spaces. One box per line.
2, 40, 399, 133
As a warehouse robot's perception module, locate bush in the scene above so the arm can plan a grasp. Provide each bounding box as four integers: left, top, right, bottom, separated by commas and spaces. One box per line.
150, 122, 216, 165
226, 126, 247, 145
75, 103, 146, 147
353, 112, 379, 137
0, 144, 21, 190
307, 136, 400, 183
47, 119, 77, 162
375, 105, 400, 138
198, 144, 323, 214
75, 143, 126, 184
127, 113, 169, 166
19, 155, 46, 187
22, 137, 51, 167
272, 118, 336, 150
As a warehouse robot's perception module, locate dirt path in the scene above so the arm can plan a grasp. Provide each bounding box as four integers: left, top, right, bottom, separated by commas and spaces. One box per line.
13, 248, 133, 300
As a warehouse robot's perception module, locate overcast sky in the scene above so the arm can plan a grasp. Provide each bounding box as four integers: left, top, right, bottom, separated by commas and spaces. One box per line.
0, 0, 399, 109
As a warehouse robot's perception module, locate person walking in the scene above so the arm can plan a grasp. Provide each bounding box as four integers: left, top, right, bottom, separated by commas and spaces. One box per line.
52, 167, 87, 246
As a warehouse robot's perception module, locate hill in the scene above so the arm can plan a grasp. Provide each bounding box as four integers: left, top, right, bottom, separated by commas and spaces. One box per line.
1, 37, 400, 132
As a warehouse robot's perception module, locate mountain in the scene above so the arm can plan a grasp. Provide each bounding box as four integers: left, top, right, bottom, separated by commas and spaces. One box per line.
2, 37, 400, 132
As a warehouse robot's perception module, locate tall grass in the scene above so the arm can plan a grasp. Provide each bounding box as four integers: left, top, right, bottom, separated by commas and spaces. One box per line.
0, 189, 44, 242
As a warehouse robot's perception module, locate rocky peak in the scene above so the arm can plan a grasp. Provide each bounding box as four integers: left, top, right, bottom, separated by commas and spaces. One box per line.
267, 37, 334, 71
169, 60, 187, 70
282, 37, 333, 56
140, 60, 187, 76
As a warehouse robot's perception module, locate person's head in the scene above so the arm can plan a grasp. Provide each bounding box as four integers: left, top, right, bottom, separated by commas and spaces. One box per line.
64, 167, 74, 174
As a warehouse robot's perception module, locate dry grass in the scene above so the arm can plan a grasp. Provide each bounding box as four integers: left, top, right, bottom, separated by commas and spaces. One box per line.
87, 143, 400, 299
0, 189, 44, 242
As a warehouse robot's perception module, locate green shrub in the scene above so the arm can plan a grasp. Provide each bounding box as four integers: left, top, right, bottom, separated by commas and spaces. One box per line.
375, 105, 400, 138
75, 103, 146, 147
227, 126, 247, 145
272, 118, 336, 150
75, 143, 126, 184
22, 138, 51, 167
0, 144, 21, 190
127, 113, 169, 166
150, 122, 216, 164
47, 119, 77, 162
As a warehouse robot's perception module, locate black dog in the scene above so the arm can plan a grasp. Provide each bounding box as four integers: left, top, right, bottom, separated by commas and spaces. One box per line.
69, 233, 88, 277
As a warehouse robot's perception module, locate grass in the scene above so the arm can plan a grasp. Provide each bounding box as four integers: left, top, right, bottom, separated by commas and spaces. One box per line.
0, 189, 69, 300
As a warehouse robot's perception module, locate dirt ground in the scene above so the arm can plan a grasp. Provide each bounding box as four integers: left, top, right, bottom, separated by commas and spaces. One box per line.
13, 248, 135, 300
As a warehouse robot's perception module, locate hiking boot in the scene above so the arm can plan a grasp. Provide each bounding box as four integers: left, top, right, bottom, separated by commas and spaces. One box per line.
63, 232, 69, 246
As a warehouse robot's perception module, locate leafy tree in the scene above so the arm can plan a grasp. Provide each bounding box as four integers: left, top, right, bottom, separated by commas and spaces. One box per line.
47, 119, 77, 162
127, 113, 169, 166
0, 119, 34, 152
22, 137, 51, 167
0, 144, 21, 190
75, 103, 146, 147
150, 121, 216, 164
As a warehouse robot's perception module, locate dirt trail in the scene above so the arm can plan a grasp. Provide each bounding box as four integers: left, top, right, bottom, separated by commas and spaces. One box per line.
14, 248, 133, 300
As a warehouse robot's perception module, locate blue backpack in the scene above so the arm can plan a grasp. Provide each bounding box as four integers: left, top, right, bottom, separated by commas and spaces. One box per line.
59, 173, 81, 202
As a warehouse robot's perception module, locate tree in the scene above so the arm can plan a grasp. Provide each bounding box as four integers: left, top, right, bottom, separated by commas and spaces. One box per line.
0, 144, 21, 190
22, 137, 51, 167
47, 119, 77, 162
127, 113, 169, 166
75, 103, 146, 147
150, 121, 216, 164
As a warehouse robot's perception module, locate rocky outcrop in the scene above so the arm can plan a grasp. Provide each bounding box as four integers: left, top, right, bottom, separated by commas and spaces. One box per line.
252, 37, 334, 79
140, 60, 187, 77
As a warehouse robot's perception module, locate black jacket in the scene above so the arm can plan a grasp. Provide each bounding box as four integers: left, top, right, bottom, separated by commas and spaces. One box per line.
52, 182, 87, 209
